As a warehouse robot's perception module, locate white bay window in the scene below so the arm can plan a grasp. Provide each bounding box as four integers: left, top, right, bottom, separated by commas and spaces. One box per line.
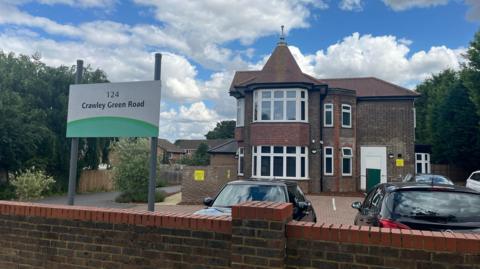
253, 89, 307, 122
252, 146, 308, 179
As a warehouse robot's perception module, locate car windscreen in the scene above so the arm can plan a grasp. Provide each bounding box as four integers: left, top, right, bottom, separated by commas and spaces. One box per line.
212, 184, 287, 207
389, 190, 480, 223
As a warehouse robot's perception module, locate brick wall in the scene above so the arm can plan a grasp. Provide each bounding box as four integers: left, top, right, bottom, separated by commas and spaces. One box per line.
357, 99, 415, 182
286, 222, 480, 269
322, 89, 357, 192
0, 201, 231, 269
210, 154, 237, 166
250, 123, 310, 146
181, 165, 237, 204
0, 201, 479, 269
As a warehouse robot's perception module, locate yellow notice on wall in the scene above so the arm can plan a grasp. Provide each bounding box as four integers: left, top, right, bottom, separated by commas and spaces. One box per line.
396, 159, 404, 167
194, 170, 205, 181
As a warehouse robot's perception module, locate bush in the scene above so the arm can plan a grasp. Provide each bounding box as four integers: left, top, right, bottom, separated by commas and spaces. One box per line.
112, 138, 165, 203
0, 182, 16, 200
10, 169, 55, 201
115, 190, 166, 203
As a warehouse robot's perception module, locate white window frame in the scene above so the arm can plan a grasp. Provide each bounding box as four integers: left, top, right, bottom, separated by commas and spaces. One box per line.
323, 146, 334, 176
415, 153, 430, 174
253, 89, 308, 123
324, 103, 334, 127
341, 147, 353, 176
341, 104, 352, 128
237, 147, 244, 176
251, 145, 308, 179
236, 98, 245, 127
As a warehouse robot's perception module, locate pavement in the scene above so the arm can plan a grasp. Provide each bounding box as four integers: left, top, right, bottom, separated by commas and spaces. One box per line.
33, 185, 182, 209
33, 188, 360, 225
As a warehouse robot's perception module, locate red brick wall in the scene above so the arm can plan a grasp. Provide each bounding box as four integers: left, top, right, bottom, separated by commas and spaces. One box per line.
250, 123, 309, 146
0, 201, 231, 269
0, 201, 478, 269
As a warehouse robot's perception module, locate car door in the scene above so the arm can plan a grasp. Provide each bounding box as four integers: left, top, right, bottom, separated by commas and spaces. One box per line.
356, 187, 376, 225
357, 187, 384, 226
467, 172, 480, 192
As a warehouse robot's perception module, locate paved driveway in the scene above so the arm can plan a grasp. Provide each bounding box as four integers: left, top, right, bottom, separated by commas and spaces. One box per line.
34, 190, 359, 225
308, 195, 361, 225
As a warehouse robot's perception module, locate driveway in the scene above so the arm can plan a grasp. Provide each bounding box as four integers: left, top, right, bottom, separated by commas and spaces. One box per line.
308, 195, 360, 225
34, 189, 359, 225
33, 185, 182, 209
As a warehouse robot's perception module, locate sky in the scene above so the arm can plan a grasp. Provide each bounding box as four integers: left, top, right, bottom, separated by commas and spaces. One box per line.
0, 0, 478, 141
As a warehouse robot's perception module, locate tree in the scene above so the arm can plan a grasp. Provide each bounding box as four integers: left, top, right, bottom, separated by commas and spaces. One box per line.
415, 69, 458, 144
205, 120, 236, 139
431, 81, 480, 170
178, 142, 210, 166
112, 138, 165, 203
462, 30, 480, 121
0, 52, 113, 190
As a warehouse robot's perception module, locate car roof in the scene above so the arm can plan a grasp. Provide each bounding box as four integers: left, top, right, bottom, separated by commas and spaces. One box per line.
381, 182, 479, 194
226, 179, 297, 187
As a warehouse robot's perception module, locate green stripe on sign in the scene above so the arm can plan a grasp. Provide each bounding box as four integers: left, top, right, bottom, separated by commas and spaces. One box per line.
66, 117, 158, 137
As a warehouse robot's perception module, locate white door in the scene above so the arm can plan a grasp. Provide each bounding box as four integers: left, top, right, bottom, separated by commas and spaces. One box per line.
361, 147, 387, 190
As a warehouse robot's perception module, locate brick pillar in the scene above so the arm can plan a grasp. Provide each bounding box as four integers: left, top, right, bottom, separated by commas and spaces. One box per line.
231, 201, 292, 269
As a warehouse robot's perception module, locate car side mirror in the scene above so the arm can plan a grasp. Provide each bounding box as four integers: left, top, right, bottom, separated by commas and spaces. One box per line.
298, 201, 310, 210
351, 201, 362, 210
203, 197, 213, 207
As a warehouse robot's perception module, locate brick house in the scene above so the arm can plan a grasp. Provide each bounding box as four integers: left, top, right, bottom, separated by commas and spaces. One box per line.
157, 138, 184, 164
230, 39, 419, 193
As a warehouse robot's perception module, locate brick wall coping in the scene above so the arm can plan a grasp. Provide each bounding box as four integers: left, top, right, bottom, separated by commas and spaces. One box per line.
287, 221, 480, 254
0, 201, 231, 233
232, 201, 293, 221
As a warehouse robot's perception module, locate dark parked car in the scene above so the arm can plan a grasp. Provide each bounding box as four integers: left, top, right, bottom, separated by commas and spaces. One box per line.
352, 182, 480, 232
403, 173, 454, 185
194, 179, 317, 222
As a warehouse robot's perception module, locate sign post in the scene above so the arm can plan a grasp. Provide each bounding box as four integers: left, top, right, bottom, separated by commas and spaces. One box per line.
148, 53, 162, 212
67, 60, 83, 206
66, 55, 162, 211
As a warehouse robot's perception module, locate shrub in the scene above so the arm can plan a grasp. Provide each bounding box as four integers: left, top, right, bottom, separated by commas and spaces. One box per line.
0, 182, 16, 200
10, 169, 55, 201
115, 190, 166, 203
112, 138, 166, 203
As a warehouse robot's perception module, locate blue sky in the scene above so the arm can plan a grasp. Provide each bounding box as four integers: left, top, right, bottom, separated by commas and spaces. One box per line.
0, 0, 478, 140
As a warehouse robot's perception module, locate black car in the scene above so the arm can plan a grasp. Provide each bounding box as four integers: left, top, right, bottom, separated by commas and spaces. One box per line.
352, 182, 480, 232
194, 179, 317, 222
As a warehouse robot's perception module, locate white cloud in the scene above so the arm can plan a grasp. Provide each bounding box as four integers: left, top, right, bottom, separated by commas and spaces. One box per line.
382, 0, 449, 11
159, 102, 221, 139
465, 0, 480, 21
287, 33, 465, 88
339, 0, 363, 11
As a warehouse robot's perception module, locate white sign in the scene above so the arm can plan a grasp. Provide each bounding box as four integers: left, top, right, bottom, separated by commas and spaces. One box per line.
66, 80, 161, 137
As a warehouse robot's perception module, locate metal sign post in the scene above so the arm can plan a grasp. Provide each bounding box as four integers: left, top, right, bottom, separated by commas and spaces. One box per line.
67, 60, 83, 205
66, 54, 162, 209
148, 53, 162, 212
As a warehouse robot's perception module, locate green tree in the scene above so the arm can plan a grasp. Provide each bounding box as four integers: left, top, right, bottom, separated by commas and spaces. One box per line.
112, 138, 165, 203
415, 69, 458, 144
462, 30, 480, 121
178, 142, 210, 166
431, 81, 480, 170
0, 51, 113, 190
205, 120, 236, 139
